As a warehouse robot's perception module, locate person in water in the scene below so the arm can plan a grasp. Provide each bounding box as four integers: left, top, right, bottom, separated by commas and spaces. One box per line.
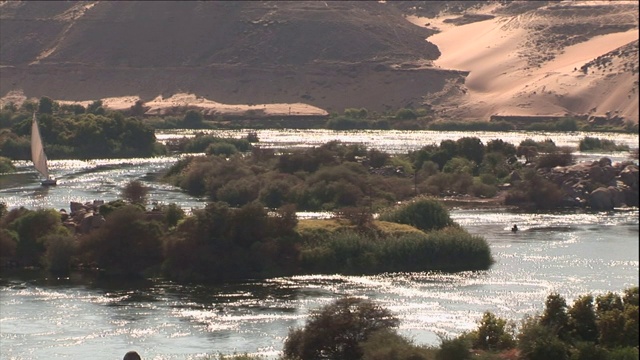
511, 224, 519, 232
123, 351, 141, 360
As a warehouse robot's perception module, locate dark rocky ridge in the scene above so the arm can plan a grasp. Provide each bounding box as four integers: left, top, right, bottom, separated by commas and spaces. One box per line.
0, 1, 455, 113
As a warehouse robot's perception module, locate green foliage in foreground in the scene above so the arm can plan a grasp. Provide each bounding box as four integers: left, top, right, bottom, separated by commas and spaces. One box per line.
283, 297, 401, 360
277, 288, 638, 360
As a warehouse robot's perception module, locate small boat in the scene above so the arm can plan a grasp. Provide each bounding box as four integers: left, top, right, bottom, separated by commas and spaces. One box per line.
31, 113, 57, 186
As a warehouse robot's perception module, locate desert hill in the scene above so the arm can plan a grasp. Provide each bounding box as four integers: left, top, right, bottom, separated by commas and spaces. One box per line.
414, 0, 639, 124
0, 1, 638, 124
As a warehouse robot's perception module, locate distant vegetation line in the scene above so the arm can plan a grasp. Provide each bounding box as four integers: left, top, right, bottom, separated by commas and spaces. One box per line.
0, 96, 636, 160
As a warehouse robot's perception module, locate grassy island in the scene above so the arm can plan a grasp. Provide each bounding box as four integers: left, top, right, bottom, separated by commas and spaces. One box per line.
0, 195, 492, 282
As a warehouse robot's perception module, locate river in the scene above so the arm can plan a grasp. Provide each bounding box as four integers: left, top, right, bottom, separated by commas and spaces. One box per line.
1, 129, 638, 359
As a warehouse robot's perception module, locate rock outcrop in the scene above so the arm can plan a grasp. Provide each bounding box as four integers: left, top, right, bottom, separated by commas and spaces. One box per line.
532, 158, 639, 210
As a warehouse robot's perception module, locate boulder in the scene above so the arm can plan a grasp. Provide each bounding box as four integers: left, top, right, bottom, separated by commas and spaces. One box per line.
620, 185, 639, 207
72, 208, 87, 223
608, 186, 625, 208
598, 157, 612, 167
59, 209, 68, 222
80, 213, 94, 234
91, 214, 106, 229
619, 165, 639, 188
589, 187, 614, 210
70, 201, 84, 213
588, 165, 616, 185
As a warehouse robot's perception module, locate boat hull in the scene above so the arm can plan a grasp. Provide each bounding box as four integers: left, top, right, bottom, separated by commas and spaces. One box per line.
41, 179, 57, 186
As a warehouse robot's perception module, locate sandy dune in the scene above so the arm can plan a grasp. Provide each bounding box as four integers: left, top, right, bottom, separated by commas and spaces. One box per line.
53, 94, 329, 118
415, 2, 639, 123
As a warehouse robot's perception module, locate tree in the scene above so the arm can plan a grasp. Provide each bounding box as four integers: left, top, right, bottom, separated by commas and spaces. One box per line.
516, 145, 538, 164
38, 96, 56, 115
79, 205, 163, 276
623, 287, 638, 307
471, 311, 516, 351
518, 316, 570, 360
486, 139, 516, 157
442, 157, 474, 175
456, 137, 484, 166
182, 110, 204, 128
87, 100, 105, 115
568, 294, 598, 343
395, 108, 417, 120
541, 293, 570, 340
129, 100, 147, 116
283, 297, 400, 360
121, 180, 149, 206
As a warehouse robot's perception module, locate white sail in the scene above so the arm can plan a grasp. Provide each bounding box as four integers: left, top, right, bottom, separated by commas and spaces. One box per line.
31, 113, 50, 179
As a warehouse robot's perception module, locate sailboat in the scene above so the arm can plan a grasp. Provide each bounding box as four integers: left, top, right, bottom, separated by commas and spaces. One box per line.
31, 113, 57, 186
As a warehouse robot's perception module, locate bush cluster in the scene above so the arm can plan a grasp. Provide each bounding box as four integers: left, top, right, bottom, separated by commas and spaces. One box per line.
579, 136, 630, 152
453, 288, 639, 360
0, 194, 492, 283
278, 287, 638, 360
0, 98, 163, 159
165, 138, 525, 212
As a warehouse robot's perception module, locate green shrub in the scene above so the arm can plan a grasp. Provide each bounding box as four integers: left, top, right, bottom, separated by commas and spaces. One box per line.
518, 316, 570, 360
470, 312, 516, 351
122, 180, 149, 205
396, 108, 418, 120
378, 196, 453, 232
0, 156, 15, 173
568, 295, 598, 343
486, 139, 517, 157
579, 137, 630, 152
437, 337, 471, 360
79, 205, 164, 276
443, 157, 475, 174
42, 234, 76, 275
156, 203, 185, 228
282, 297, 400, 360
98, 199, 128, 217
206, 142, 238, 156
299, 224, 493, 274
570, 342, 610, 360
536, 148, 574, 168
6, 208, 68, 265
0, 228, 18, 262
505, 169, 563, 209
182, 109, 204, 128
608, 347, 639, 360
326, 116, 370, 130
216, 177, 260, 206
361, 329, 436, 360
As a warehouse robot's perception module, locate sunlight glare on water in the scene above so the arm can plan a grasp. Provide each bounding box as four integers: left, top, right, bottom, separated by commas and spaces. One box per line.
1, 129, 638, 359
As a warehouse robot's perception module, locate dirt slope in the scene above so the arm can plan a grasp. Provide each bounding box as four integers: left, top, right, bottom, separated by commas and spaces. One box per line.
0, 1, 456, 115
